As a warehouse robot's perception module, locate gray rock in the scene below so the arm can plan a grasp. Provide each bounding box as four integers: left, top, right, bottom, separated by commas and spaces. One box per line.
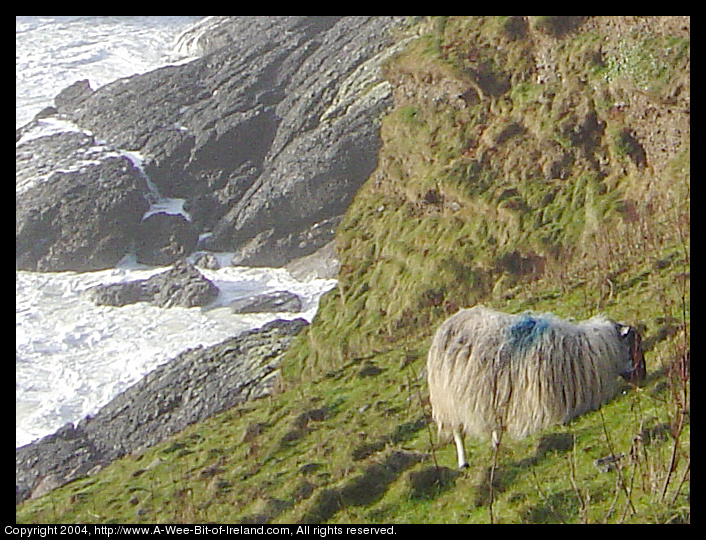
87, 260, 219, 308
230, 290, 303, 314
54, 79, 94, 114
86, 280, 146, 307
15, 422, 106, 504
135, 213, 199, 267
16, 317, 308, 504
193, 252, 221, 270
15, 129, 150, 272
148, 260, 219, 308
285, 240, 340, 281
16, 16, 404, 272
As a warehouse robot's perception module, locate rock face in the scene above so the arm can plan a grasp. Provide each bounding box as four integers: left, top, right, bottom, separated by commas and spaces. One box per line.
135, 213, 200, 267
54, 79, 94, 112
16, 129, 149, 272
230, 290, 303, 314
16, 318, 308, 504
86, 260, 219, 308
285, 240, 340, 281
16, 16, 404, 272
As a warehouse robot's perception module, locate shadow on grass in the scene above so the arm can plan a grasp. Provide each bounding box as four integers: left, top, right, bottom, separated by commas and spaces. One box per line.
475, 433, 575, 507
300, 451, 426, 524
408, 466, 462, 500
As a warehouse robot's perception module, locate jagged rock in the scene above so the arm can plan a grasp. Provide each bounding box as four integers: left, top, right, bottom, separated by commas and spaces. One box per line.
87, 260, 219, 308
54, 79, 94, 114
135, 213, 200, 267
230, 290, 303, 314
285, 240, 340, 281
230, 217, 342, 268
33, 106, 59, 120
15, 128, 149, 272
192, 252, 221, 270
148, 260, 219, 308
15, 422, 106, 505
87, 280, 146, 307
16, 317, 309, 504
16, 17, 404, 272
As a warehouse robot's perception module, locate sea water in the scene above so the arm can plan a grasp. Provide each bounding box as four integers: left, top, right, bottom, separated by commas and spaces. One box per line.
15, 16, 336, 447
16, 16, 206, 128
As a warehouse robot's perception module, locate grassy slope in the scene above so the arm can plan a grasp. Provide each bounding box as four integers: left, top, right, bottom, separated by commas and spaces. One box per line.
18, 16, 690, 524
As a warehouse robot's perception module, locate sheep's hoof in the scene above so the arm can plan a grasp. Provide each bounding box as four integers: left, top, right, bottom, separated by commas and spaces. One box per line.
459, 462, 469, 469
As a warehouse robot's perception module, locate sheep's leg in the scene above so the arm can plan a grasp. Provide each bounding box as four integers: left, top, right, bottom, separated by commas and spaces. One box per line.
488, 430, 502, 524
453, 428, 468, 468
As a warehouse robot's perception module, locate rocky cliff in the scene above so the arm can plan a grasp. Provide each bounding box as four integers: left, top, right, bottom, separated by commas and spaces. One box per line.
16, 318, 307, 504
16, 16, 404, 272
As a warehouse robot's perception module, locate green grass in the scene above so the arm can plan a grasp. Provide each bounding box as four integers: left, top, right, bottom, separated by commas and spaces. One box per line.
599, 34, 690, 97
17, 16, 689, 524
16, 309, 690, 523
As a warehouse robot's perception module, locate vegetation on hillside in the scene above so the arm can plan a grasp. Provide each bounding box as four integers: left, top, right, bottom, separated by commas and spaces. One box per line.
289, 16, 689, 373
18, 16, 689, 524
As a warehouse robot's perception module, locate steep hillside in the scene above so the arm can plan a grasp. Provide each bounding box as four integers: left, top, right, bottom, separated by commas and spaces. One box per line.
288, 16, 689, 372
17, 16, 689, 524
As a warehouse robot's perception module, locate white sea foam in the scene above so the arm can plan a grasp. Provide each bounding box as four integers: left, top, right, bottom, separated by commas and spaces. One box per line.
16, 264, 335, 448
142, 198, 192, 221
15, 116, 92, 146
16, 16, 205, 129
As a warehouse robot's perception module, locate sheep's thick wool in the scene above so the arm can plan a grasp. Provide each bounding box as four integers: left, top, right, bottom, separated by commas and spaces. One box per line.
427, 306, 644, 467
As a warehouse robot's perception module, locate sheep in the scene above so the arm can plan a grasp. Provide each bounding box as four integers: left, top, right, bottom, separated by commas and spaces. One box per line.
427, 305, 646, 468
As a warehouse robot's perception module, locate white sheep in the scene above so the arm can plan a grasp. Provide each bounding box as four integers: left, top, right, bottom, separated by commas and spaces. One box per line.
427, 305, 645, 468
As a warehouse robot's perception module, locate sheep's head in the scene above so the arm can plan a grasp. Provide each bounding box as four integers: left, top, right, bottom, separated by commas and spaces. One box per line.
618, 325, 646, 384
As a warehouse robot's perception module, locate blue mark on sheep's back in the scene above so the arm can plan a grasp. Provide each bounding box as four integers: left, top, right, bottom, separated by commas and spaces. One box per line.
507, 314, 550, 352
